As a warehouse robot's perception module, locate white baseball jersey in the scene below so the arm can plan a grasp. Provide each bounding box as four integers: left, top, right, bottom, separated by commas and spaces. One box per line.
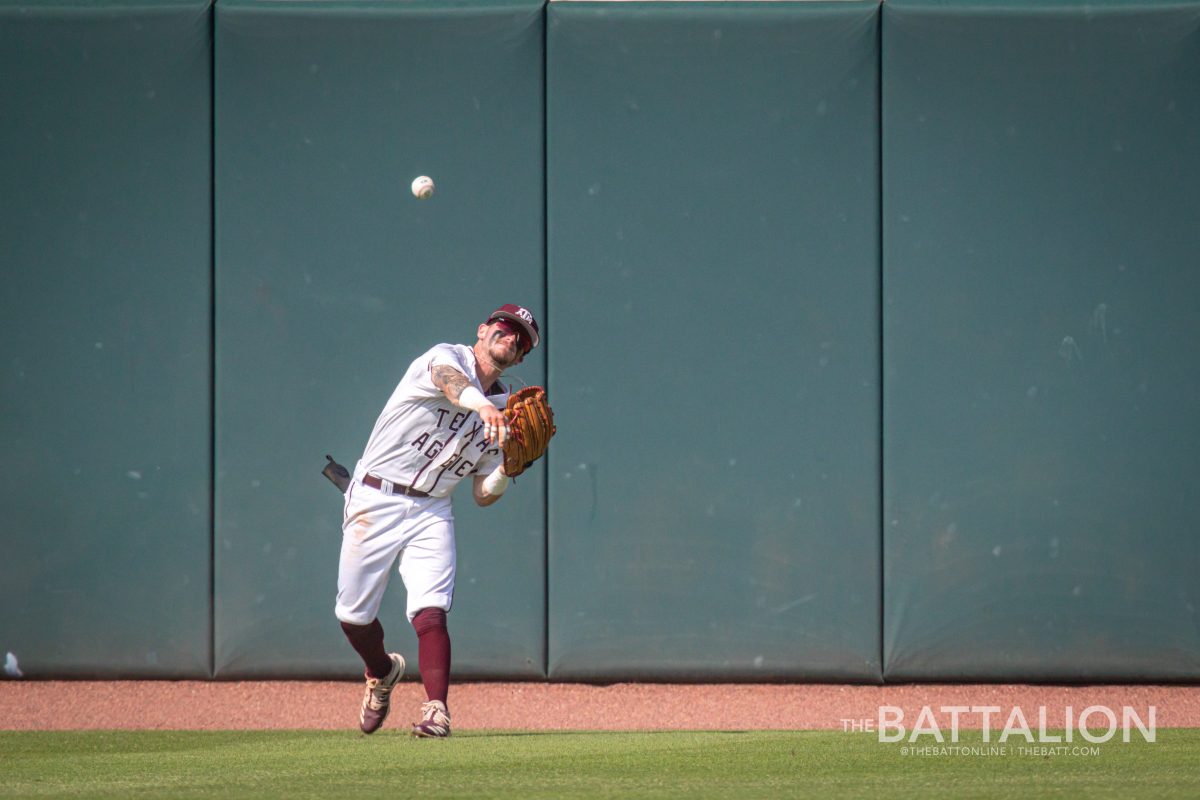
335, 343, 509, 625
356, 343, 506, 498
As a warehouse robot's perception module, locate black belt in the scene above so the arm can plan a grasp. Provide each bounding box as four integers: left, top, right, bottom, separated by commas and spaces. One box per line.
362, 474, 430, 498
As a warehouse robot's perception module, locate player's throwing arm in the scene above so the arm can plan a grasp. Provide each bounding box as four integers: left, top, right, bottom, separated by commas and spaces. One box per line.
432, 365, 511, 447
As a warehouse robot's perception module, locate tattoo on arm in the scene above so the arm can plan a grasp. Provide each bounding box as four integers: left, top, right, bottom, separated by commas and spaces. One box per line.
431, 365, 472, 403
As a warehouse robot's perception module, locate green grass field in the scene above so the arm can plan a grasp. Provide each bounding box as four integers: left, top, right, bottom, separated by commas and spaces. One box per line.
2, 729, 1198, 799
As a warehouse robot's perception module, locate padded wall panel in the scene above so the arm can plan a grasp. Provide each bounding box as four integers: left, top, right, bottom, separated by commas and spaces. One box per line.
0, 0, 213, 677
547, 1, 882, 681
883, 0, 1200, 679
215, 0, 546, 677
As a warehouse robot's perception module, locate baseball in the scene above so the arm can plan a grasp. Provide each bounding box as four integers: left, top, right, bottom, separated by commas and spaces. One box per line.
411, 175, 435, 199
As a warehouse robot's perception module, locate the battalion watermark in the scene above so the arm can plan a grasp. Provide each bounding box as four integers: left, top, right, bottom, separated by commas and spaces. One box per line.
840, 705, 1156, 757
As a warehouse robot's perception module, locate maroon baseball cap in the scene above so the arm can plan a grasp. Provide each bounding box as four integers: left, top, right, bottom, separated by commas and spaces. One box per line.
487, 303, 541, 349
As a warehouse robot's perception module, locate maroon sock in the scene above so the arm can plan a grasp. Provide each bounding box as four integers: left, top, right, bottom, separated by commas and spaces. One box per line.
340, 619, 393, 679
412, 608, 451, 706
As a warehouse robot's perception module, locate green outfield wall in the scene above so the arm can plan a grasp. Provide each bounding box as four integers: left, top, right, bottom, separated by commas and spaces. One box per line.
0, 0, 213, 678
214, 0, 546, 678
882, 0, 1200, 680
1, 0, 1197, 682
546, 0, 882, 681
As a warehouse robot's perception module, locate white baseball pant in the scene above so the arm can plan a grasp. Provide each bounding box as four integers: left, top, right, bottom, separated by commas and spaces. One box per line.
334, 480, 456, 625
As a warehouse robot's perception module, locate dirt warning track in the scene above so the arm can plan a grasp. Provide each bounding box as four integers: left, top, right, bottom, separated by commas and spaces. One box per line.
2, 682, 1198, 731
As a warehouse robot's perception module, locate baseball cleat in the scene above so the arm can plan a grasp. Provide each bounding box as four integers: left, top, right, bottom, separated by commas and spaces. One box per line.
411, 700, 451, 738
359, 653, 405, 734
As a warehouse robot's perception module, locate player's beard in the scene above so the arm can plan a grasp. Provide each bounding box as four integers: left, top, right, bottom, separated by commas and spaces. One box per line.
488, 335, 521, 369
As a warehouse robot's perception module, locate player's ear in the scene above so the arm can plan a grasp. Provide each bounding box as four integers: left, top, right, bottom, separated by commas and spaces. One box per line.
477, 322, 490, 341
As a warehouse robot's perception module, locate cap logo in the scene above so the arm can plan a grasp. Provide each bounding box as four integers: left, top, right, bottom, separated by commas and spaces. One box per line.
514, 307, 534, 324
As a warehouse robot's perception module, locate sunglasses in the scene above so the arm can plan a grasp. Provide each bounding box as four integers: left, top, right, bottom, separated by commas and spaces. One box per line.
489, 317, 533, 354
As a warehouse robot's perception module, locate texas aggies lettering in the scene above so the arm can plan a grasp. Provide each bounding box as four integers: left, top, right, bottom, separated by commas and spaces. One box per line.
335, 304, 541, 738
408, 408, 496, 485
353, 341, 506, 498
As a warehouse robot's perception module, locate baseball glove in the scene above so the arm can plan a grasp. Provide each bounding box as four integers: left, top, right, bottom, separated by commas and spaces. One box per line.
502, 386, 556, 477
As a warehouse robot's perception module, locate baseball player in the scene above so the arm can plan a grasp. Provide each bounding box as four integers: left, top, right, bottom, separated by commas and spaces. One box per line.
336, 304, 541, 737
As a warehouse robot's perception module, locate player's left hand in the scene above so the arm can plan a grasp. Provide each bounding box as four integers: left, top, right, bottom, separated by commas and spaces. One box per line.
501, 386, 556, 476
